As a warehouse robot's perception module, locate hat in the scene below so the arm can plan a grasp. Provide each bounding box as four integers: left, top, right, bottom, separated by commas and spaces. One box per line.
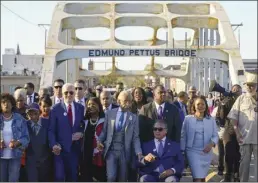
188, 86, 197, 92
245, 72, 257, 85
26, 103, 40, 113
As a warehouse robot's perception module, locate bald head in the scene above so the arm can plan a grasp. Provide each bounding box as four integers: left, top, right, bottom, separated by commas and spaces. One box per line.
117, 91, 132, 111
100, 91, 112, 108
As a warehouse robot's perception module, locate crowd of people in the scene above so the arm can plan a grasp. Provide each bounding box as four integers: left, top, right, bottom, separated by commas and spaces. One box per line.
0, 72, 257, 182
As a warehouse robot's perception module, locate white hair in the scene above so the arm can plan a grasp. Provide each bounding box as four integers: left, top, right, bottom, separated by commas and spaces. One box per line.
118, 91, 132, 101
62, 83, 75, 92
13, 88, 26, 100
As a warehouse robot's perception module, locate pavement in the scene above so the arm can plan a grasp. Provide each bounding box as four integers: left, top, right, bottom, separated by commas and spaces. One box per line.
180, 147, 256, 182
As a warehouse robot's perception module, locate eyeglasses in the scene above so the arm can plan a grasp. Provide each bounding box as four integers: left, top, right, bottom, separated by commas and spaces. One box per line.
64, 91, 74, 95
247, 84, 256, 87
96, 88, 102, 91
75, 87, 83, 91
54, 86, 63, 89
102, 97, 109, 100
153, 127, 165, 132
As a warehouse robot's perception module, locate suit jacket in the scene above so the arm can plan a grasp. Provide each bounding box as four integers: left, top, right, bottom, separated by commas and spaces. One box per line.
173, 101, 188, 121
98, 108, 142, 162
26, 118, 52, 165
138, 139, 184, 179
34, 92, 40, 103
48, 102, 85, 153
180, 115, 219, 151
139, 102, 182, 143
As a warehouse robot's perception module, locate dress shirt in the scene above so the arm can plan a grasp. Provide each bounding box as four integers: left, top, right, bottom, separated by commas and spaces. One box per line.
55, 97, 62, 104
154, 137, 176, 174
27, 92, 35, 104
75, 97, 85, 108
154, 102, 165, 114
178, 101, 187, 116
64, 102, 75, 126
115, 107, 127, 130
103, 104, 112, 112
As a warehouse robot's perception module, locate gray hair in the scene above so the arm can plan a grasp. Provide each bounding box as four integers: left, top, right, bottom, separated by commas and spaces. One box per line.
153, 120, 168, 129
13, 88, 26, 100
118, 91, 132, 101
62, 83, 75, 93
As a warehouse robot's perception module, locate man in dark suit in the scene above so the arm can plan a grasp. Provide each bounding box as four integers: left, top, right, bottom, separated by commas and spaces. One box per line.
139, 85, 182, 143
50, 79, 64, 105
74, 79, 88, 110
173, 91, 188, 121
48, 83, 85, 181
24, 82, 39, 104
138, 120, 184, 182
100, 91, 118, 113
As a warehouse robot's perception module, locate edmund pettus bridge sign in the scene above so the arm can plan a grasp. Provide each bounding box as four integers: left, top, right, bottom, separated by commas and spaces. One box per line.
87, 49, 197, 57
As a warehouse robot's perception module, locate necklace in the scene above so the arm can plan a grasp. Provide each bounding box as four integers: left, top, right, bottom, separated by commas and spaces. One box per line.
89, 117, 99, 125
3, 114, 13, 121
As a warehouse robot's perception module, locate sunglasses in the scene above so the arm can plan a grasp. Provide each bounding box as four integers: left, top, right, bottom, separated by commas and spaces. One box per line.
75, 87, 83, 91
96, 88, 102, 91
153, 127, 165, 132
54, 86, 63, 89
64, 91, 74, 95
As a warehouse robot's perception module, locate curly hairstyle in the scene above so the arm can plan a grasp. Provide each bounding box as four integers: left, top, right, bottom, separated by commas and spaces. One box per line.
0, 93, 16, 113
191, 95, 210, 117
85, 97, 105, 120
131, 87, 148, 114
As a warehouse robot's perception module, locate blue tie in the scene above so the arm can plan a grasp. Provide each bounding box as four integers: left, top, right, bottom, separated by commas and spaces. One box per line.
157, 140, 165, 173
158, 140, 164, 157
117, 112, 125, 132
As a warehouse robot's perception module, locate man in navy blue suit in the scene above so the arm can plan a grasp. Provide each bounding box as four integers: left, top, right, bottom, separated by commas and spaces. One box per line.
48, 83, 84, 181
138, 120, 184, 182
173, 91, 188, 121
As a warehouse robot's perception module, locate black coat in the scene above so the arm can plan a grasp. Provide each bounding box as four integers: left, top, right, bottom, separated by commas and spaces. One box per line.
139, 102, 182, 143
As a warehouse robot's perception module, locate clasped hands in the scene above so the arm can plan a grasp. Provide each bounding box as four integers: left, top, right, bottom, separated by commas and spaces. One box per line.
143, 153, 174, 179
0, 139, 20, 149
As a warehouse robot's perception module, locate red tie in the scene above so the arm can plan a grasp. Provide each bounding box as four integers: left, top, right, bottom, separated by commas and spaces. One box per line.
68, 104, 73, 126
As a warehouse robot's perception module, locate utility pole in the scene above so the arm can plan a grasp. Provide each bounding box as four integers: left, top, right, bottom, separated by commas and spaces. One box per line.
231, 23, 243, 49
38, 24, 50, 50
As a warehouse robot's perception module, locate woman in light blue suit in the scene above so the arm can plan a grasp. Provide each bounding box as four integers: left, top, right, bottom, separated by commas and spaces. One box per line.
181, 96, 219, 182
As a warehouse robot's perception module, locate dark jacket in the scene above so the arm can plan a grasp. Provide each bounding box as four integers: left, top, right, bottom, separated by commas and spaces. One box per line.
139, 102, 182, 143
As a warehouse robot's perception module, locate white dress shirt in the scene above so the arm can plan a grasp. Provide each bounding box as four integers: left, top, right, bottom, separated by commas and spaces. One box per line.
154, 137, 176, 174
27, 92, 35, 104
154, 102, 165, 114
64, 102, 75, 126
178, 101, 187, 116
55, 97, 62, 104
75, 97, 86, 108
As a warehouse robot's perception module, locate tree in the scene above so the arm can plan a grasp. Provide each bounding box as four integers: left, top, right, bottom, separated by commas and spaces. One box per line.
144, 63, 163, 71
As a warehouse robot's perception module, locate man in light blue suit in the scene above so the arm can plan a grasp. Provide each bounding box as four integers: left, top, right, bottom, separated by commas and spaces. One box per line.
48, 83, 85, 182
138, 120, 184, 182
97, 91, 142, 182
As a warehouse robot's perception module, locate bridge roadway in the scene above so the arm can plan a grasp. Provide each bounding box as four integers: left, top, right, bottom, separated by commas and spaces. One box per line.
180, 147, 256, 182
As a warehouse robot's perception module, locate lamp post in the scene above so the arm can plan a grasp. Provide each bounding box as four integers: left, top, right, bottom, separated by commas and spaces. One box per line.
38, 24, 50, 51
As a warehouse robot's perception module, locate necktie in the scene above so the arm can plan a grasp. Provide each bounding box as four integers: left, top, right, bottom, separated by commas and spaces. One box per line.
68, 104, 73, 126
157, 140, 165, 173
158, 140, 164, 157
29, 96, 32, 104
181, 103, 187, 116
117, 112, 125, 132
158, 106, 163, 119
33, 124, 40, 135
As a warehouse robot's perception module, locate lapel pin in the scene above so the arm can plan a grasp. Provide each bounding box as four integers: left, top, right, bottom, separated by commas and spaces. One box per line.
129, 116, 132, 120
166, 110, 168, 112
64, 112, 67, 116
168, 143, 170, 145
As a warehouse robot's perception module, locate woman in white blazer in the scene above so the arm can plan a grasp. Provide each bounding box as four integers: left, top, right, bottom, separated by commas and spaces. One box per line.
181, 96, 219, 182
